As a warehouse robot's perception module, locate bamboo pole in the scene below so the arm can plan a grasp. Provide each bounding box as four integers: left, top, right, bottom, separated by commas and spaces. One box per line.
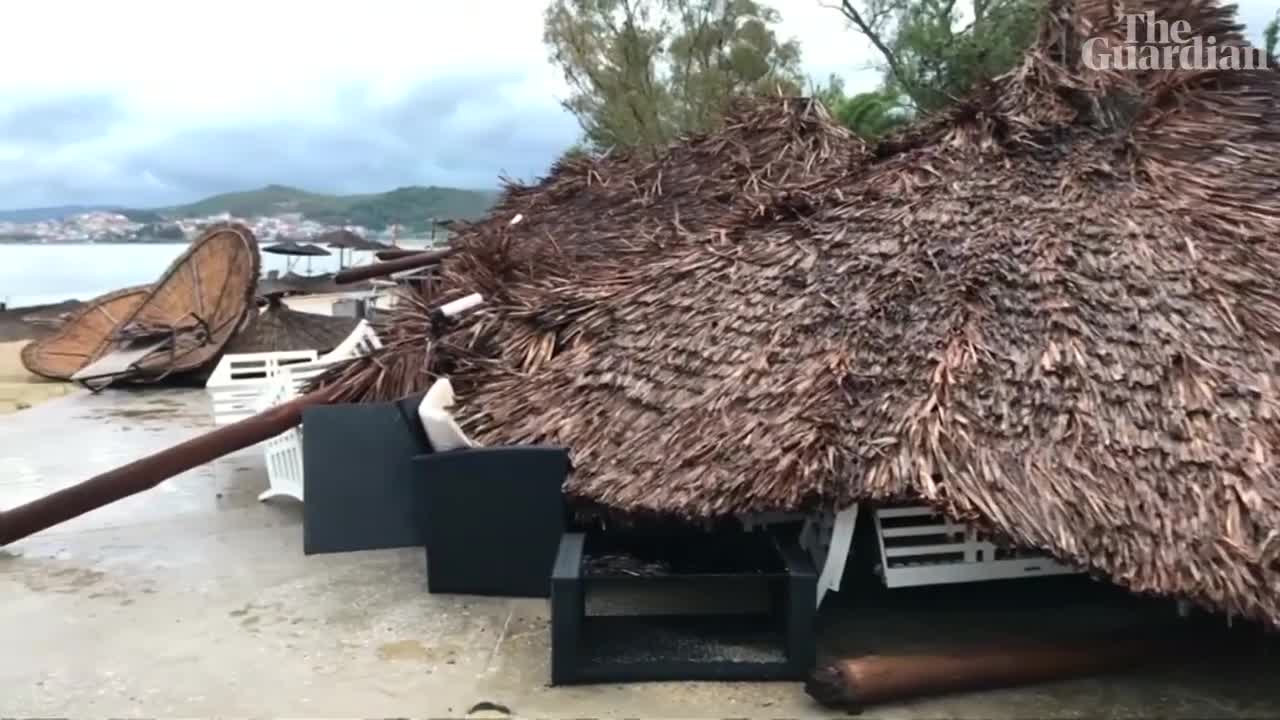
805, 632, 1191, 712
0, 387, 338, 546
334, 248, 455, 285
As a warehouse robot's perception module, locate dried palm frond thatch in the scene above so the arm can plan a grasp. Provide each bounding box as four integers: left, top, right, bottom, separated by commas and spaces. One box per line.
222, 298, 359, 355
20, 285, 151, 380
318, 1, 1280, 625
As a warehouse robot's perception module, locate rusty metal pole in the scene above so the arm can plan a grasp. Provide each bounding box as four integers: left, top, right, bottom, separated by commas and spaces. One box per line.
334, 248, 456, 285
0, 387, 338, 546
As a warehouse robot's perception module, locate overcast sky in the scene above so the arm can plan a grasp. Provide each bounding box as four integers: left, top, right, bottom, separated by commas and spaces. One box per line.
1, 1, 1274, 211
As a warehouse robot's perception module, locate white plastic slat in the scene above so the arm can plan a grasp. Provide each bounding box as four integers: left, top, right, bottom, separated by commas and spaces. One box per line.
881, 559, 1077, 587
814, 506, 857, 608
883, 542, 969, 558
881, 523, 966, 538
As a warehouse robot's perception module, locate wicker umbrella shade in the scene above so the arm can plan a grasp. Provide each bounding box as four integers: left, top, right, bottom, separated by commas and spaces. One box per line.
224, 298, 358, 354
72, 222, 261, 386
264, 240, 331, 275
20, 285, 151, 380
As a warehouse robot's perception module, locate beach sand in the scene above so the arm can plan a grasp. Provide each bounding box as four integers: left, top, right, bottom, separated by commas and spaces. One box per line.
0, 340, 76, 414
0, 301, 83, 415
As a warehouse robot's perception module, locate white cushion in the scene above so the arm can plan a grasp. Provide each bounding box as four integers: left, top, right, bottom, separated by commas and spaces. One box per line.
418, 378, 476, 452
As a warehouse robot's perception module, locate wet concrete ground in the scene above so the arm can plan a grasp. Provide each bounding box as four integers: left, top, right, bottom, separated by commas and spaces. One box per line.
2, 389, 1278, 717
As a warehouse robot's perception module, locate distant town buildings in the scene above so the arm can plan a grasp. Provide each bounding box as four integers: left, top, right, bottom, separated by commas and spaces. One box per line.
0, 211, 396, 245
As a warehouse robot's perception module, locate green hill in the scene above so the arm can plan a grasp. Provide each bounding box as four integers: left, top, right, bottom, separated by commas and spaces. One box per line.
153, 184, 500, 231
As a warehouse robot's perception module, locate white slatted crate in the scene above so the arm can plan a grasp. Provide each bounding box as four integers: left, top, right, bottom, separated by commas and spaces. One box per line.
873, 504, 1078, 587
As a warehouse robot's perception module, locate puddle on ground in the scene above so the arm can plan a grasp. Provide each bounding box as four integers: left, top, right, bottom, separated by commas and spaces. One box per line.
12, 562, 147, 606
377, 639, 434, 661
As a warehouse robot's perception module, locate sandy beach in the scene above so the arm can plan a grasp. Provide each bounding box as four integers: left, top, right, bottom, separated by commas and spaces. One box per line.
0, 300, 83, 415
0, 340, 77, 414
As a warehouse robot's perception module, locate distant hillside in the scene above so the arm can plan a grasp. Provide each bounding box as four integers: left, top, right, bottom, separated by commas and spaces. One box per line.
0, 205, 114, 223
157, 184, 500, 231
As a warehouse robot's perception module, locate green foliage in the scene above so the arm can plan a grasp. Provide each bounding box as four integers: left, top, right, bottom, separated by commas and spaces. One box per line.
156, 185, 498, 231
307, 187, 499, 231
835, 0, 1042, 112
812, 75, 907, 139
835, 91, 905, 138
544, 0, 806, 151
1265, 11, 1279, 59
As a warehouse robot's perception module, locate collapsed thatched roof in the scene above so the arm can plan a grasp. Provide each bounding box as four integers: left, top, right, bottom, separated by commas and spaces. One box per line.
223, 298, 358, 354
320, 1, 1280, 625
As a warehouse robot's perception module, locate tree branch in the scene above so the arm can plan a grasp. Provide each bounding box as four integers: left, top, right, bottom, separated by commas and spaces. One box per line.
836, 0, 907, 88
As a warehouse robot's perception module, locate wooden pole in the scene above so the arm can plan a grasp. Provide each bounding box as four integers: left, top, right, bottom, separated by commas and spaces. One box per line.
805, 632, 1192, 712
0, 386, 337, 546
374, 247, 426, 261
333, 248, 456, 285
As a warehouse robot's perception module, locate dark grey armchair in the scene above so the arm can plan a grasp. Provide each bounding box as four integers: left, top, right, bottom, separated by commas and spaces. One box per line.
301, 392, 570, 598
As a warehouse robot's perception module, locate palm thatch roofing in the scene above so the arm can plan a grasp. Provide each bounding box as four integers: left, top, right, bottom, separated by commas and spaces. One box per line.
223, 298, 359, 354
317, 1, 1280, 626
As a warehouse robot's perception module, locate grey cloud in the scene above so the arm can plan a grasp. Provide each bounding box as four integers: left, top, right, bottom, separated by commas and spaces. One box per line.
0, 94, 123, 146
0, 70, 580, 210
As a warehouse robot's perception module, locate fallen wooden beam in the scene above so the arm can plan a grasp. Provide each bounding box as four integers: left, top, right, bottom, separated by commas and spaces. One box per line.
0, 386, 338, 546
334, 248, 456, 285
374, 247, 428, 261
805, 631, 1196, 713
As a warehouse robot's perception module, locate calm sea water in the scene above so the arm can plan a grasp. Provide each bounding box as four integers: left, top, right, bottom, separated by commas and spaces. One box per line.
0, 243, 414, 308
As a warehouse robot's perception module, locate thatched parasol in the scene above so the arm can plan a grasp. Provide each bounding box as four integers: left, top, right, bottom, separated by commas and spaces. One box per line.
317, 229, 385, 251
223, 297, 358, 354
263, 239, 331, 275
315, 228, 386, 270
315, 0, 1280, 626
263, 240, 330, 256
